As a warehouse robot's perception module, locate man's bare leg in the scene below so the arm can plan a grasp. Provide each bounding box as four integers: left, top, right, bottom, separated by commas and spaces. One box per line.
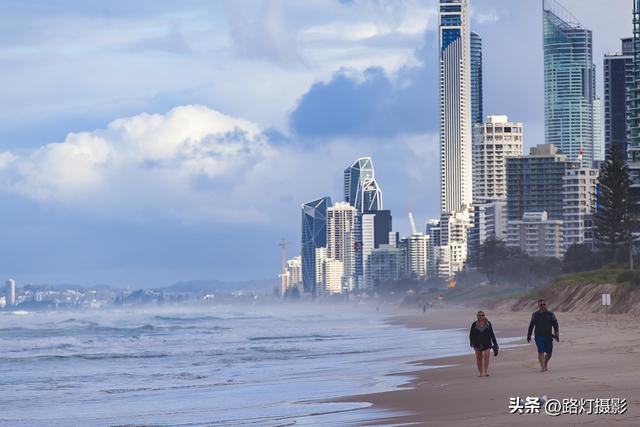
538, 353, 546, 371
544, 353, 552, 371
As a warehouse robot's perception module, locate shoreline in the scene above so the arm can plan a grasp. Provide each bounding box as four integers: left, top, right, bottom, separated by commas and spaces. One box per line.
337, 306, 640, 426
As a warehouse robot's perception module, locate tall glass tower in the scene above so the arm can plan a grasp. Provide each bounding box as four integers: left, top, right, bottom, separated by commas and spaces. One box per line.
604, 38, 634, 161
543, 0, 597, 165
628, 0, 640, 213
343, 157, 381, 212
470, 31, 483, 126
301, 197, 331, 296
439, 0, 472, 214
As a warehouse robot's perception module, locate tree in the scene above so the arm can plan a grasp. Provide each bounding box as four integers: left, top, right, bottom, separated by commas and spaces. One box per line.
594, 147, 632, 264
562, 244, 602, 273
477, 238, 510, 284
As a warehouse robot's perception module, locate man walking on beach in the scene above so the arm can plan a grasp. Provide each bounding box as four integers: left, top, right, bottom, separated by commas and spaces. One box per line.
527, 298, 559, 372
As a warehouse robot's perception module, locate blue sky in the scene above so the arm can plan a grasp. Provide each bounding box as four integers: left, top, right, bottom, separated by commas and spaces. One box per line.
0, 0, 632, 287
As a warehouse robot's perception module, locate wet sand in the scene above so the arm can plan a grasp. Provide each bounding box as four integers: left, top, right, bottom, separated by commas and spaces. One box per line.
339, 307, 640, 426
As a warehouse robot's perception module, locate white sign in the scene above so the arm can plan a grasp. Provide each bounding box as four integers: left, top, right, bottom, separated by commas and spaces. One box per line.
602, 293, 611, 306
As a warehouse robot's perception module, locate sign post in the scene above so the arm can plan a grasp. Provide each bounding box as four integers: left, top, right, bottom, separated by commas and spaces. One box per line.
602, 293, 611, 325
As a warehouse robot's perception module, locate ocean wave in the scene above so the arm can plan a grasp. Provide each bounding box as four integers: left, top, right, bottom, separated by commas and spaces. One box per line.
248, 334, 343, 342
154, 315, 222, 322
1, 351, 169, 362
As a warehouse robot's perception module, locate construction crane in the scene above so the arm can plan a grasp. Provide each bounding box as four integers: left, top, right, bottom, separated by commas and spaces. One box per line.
279, 239, 290, 299
408, 210, 418, 235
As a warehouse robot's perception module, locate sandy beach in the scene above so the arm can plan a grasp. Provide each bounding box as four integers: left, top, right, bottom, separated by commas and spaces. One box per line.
339, 306, 640, 426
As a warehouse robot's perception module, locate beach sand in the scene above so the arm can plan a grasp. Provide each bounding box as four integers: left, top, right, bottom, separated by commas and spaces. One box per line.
338, 306, 640, 426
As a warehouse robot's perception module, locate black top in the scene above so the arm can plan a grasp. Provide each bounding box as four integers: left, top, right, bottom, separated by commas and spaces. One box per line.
469, 321, 498, 350
527, 310, 559, 339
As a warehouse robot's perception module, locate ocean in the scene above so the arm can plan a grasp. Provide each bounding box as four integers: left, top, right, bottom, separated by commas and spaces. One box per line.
0, 303, 475, 426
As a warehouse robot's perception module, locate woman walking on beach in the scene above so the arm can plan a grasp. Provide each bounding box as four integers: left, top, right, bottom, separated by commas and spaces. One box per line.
469, 311, 498, 377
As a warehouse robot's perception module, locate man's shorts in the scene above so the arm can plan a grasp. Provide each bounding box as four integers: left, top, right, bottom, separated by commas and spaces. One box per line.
535, 336, 553, 354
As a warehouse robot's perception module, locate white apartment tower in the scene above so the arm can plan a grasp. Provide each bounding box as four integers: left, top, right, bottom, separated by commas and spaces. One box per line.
326, 202, 357, 285
285, 256, 302, 289
5, 278, 16, 307
439, 0, 473, 214
322, 258, 344, 295
473, 115, 523, 202
563, 167, 598, 249
507, 211, 563, 258
406, 233, 429, 279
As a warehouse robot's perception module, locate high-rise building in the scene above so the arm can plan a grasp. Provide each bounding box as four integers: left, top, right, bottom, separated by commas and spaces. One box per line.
425, 219, 441, 277
326, 202, 357, 286
361, 179, 383, 212
507, 211, 564, 258
359, 213, 375, 289
469, 200, 507, 262
344, 157, 382, 212
321, 258, 344, 295
440, 212, 471, 276
355, 209, 393, 288
630, 0, 640, 148
628, 0, 640, 213
473, 115, 523, 202
5, 278, 16, 307
604, 38, 634, 160
563, 167, 598, 249
543, 0, 598, 165
367, 244, 404, 287
405, 233, 429, 279
506, 144, 580, 222
301, 197, 331, 296
470, 31, 483, 126
439, 0, 473, 214
593, 97, 602, 160
284, 256, 302, 290
315, 247, 327, 289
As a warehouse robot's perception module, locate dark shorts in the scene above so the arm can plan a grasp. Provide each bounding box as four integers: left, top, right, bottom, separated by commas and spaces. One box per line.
474, 344, 491, 352
535, 336, 553, 354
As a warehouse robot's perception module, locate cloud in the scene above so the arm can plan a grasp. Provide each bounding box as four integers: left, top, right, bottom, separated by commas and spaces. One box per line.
0, 106, 294, 223
472, 8, 502, 25
0, 104, 441, 232
289, 31, 438, 138
229, 0, 303, 65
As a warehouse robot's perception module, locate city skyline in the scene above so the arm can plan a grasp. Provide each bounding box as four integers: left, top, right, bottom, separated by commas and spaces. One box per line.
0, 0, 633, 286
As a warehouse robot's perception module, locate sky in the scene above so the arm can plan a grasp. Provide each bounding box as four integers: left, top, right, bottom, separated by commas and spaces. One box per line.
0, 0, 633, 287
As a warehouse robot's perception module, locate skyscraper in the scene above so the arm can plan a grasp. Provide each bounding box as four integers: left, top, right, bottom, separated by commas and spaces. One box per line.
326, 202, 357, 289
630, 0, 640, 147
603, 38, 634, 160
506, 144, 580, 222
563, 167, 598, 249
628, 0, 640, 213
439, 0, 473, 214
301, 197, 331, 296
344, 157, 381, 212
357, 210, 392, 289
543, 0, 598, 164
5, 278, 16, 307
473, 115, 524, 202
470, 31, 483, 126
361, 179, 383, 212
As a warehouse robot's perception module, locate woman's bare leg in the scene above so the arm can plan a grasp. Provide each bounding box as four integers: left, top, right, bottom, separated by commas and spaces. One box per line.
483, 349, 491, 376
475, 350, 483, 376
